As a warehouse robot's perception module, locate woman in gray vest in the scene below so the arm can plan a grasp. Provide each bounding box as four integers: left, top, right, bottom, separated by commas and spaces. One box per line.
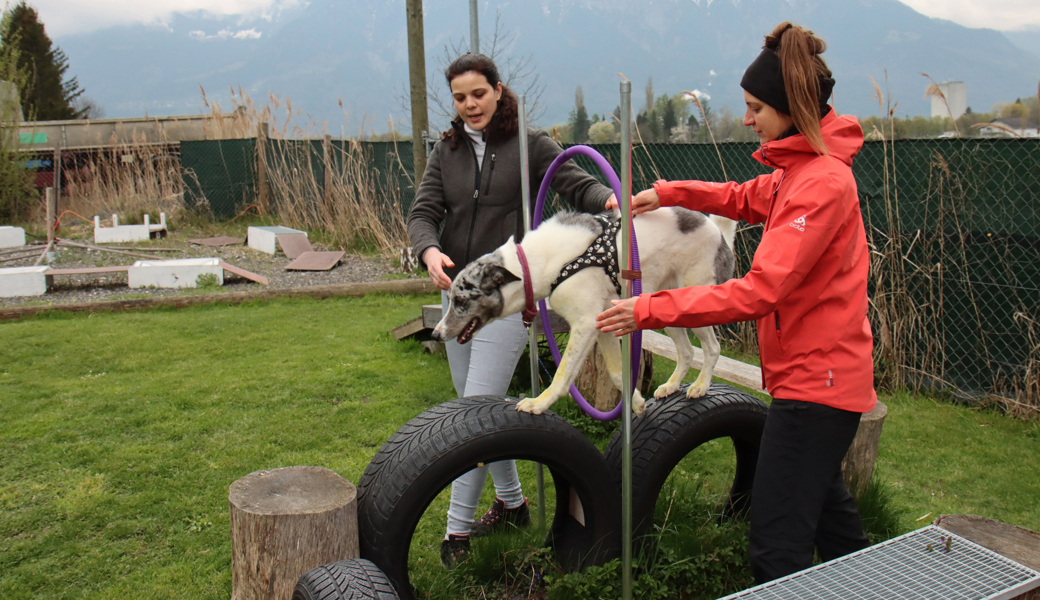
408, 52, 614, 568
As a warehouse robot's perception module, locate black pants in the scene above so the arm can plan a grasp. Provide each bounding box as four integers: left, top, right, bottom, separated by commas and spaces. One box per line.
748, 398, 870, 584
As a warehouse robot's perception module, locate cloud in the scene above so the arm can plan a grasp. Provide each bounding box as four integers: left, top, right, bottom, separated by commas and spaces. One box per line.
899, 0, 1040, 31
189, 28, 263, 40
34, 0, 306, 37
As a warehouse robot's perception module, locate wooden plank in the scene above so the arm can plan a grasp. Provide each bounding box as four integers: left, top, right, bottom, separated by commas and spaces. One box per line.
219, 261, 270, 285
47, 266, 131, 275
276, 233, 312, 259
935, 514, 1040, 574
189, 236, 244, 247
284, 251, 344, 271
56, 239, 166, 260
391, 316, 430, 341
630, 330, 765, 393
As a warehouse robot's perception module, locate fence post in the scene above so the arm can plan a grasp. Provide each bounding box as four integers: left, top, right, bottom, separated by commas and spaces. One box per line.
256, 123, 269, 213
52, 143, 61, 211
45, 187, 56, 246
323, 134, 333, 208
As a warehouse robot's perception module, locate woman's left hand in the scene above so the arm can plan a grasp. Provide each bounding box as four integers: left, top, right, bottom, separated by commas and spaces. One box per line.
595, 297, 640, 336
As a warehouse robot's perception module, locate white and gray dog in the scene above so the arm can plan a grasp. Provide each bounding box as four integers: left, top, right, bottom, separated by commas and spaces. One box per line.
432, 207, 736, 416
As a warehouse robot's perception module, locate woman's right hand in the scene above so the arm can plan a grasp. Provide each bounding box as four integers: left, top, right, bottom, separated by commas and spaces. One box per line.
423, 247, 454, 290
604, 188, 661, 216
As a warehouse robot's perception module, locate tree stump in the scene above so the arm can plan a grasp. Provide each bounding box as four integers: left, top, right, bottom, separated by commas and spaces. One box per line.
229, 466, 359, 600
841, 400, 888, 497
575, 343, 654, 412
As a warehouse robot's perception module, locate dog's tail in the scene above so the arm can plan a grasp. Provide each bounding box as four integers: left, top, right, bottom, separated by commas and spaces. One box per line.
710, 215, 738, 249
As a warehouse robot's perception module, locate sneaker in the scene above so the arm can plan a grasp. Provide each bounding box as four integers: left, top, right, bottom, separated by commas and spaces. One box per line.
470, 497, 531, 538
440, 534, 470, 569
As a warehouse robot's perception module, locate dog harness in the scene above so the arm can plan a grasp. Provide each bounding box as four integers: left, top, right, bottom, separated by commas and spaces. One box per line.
551, 214, 622, 296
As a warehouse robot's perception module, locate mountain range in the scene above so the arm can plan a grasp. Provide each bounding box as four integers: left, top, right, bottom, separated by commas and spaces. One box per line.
56, 0, 1040, 134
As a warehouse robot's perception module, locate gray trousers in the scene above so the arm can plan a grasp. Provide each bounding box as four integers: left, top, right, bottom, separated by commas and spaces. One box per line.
442, 292, 528, 538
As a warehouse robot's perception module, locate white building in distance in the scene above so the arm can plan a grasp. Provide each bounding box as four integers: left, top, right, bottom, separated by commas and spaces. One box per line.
930, 81, 967, 120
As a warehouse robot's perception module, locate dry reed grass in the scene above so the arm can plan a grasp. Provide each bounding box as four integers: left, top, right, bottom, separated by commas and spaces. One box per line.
201, 86, 409, 256
57, 141, 186, 227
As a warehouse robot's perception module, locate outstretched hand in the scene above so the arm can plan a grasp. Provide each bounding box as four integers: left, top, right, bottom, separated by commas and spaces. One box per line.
423, 247, 454, 290
595, 297, 641, 337
603, 188, 661, 216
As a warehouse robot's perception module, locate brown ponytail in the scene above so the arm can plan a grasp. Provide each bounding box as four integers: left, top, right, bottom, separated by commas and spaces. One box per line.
765, 22, 833, 155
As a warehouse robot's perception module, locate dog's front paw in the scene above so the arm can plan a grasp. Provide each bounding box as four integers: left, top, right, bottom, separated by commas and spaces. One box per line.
654, 382, 680, 399
685, 379, 711, 398
516, 394, 553, 415
632, 389, 646, 417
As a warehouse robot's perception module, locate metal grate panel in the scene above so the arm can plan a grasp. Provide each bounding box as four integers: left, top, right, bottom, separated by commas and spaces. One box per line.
720, 525, 1040, 600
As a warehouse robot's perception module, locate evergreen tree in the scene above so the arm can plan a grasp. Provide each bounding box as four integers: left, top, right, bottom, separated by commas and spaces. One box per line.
0, 4, 36, 222
570, 85, 590, 143
1, 2, 84, 121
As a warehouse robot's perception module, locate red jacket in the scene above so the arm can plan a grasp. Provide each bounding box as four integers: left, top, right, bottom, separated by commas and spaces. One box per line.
634, 110, 876, 413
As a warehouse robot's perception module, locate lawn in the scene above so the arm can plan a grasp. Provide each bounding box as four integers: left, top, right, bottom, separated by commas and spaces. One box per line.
1, 293, 1038, 599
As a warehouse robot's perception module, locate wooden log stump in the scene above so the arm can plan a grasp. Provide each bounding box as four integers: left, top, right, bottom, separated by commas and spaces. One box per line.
934, 514, 1040, 599
229, 466, 359, 600
574, 343, 654, 412
841, 400, 888, 497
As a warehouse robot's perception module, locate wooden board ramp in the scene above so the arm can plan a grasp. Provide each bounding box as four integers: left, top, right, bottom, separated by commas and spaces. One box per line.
189, 236, 244, 247
284, 251, 345, 271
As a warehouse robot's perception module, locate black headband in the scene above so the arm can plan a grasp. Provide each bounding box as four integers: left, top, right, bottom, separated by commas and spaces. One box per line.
740, 48, 836, 115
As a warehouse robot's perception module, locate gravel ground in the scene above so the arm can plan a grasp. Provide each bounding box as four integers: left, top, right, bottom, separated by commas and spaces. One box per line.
1, 229, 422, 309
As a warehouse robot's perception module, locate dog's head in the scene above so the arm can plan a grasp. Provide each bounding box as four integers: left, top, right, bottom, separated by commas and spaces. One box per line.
433, 249, 522, 344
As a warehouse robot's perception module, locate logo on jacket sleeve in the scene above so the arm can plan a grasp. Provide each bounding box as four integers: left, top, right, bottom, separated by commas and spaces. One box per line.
790, 215, 806, 232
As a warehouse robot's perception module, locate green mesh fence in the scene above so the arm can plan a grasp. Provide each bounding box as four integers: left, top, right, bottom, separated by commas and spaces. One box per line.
180, 139, 257, 219
179, 135, 1040, 404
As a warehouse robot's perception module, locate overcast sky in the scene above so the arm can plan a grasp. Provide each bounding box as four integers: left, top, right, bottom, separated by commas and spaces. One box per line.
29, 0, 1040, 39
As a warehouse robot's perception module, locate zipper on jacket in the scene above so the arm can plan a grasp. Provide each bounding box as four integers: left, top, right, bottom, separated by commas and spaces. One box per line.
484, 153, 497, 195
463, 140, 483, 267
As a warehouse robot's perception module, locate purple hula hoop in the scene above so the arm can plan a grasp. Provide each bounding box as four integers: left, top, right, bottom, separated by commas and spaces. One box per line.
532, 145, 642, 422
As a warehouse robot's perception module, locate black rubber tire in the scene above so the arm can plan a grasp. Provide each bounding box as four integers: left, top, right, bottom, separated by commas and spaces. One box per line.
604, 383, 767, 542
356, 396, 621, 600
293, 558, 400, 600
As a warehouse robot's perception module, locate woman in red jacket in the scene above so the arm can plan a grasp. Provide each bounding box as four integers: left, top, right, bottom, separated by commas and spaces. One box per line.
597, 21, 876, 584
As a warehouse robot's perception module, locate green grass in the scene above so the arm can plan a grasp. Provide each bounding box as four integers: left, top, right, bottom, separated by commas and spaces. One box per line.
2, 295, 1039, 599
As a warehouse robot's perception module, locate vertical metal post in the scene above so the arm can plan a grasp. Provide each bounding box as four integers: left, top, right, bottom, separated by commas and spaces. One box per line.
517, 95, 546, 529
469, 0, 480, 54
619, 80, 634, 600
52, 143, 61, 213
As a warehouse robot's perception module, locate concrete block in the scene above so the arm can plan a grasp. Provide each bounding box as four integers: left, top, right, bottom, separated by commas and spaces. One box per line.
94, 213, 167, 244
0, 226, 26, 248
128, 258, 224, 289
0, 266, 52, 297
248, 226, 306, 255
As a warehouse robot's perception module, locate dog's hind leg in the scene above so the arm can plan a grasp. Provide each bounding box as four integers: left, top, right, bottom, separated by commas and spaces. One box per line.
596, 331, 645, 416
516, 319, 601, 415
654, 327, 696, 399
685, 326, 721, 398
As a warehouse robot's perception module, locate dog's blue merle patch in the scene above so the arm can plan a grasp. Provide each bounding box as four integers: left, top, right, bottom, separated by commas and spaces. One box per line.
551, 214, 622, 296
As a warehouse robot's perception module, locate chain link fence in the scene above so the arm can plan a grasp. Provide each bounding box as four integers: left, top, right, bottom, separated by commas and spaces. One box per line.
179, 136, 1040, 410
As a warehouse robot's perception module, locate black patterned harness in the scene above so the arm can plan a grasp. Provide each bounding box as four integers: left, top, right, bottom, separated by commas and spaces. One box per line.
551, 214, 622, 296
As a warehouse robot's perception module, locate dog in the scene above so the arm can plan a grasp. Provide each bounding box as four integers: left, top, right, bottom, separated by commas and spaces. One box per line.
432, 207, 736, 416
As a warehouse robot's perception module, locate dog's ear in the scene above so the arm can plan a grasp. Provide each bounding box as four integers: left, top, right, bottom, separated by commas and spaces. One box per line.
487, 265, 520, 289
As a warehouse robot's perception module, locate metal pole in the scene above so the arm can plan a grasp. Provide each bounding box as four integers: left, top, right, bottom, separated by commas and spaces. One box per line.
469, 0, 480, 54
619, 80, 634, 600
517, 95, 546, 530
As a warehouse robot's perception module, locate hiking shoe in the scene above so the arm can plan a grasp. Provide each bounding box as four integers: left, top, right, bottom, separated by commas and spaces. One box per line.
471, 497, 530, 538
440, 534, 470, 569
